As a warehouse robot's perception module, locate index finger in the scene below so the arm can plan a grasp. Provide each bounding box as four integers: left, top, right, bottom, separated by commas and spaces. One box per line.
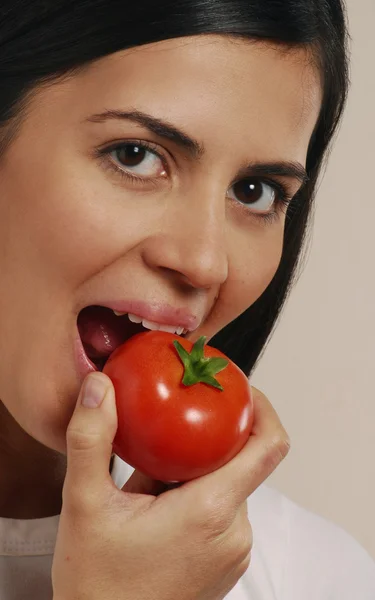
183, 387, 291, 507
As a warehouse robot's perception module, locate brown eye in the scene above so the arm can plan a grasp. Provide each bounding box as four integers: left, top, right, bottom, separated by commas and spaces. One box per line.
229, 178, 276, 212
109, 143, 166, 178
116, 144, 147, 167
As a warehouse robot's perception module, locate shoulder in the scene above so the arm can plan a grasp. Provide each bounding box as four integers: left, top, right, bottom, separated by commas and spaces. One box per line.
246, 484, 375, 599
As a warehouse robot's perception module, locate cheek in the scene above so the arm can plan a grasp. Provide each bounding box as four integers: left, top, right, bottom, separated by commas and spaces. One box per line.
0, 141, 126, 292
0, 164, 107, 452
19, 166, 162, 292
232, 237, 282, 310
206, 227, 284, 337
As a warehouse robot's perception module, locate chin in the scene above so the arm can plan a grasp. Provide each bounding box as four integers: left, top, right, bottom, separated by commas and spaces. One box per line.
15, 379, 78, 456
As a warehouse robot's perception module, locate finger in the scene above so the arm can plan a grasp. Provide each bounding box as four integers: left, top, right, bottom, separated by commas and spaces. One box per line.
184, 387, 290, 507
230, 501, 253, 556
216, 502, 252, 572
64, 372, 118, 505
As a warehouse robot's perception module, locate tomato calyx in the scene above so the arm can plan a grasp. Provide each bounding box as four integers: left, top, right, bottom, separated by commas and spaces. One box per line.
173, 336, 229, 391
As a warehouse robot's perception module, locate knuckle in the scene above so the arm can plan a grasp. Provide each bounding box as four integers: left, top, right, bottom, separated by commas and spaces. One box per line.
66, 424, 102, 452
264, 431, 291, 471
273, 430, 291, 459
237, 552, 252, 577
231, 521, 253, 563
219, 525, 252, 575
192, 491, 234, 537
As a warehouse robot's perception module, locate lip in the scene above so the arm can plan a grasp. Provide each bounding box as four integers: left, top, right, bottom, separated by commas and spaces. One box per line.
74, 331, 98, 378
91, 300, 202, 331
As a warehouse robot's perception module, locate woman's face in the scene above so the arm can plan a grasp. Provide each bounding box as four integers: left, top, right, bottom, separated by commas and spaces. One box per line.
0, 35, 320, 453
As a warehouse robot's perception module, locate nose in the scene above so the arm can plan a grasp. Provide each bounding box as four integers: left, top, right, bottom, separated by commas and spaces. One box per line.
141, 190, 229, 290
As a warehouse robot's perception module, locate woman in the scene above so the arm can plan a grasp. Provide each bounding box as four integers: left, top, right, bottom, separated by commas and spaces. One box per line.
0, 0, 374, 598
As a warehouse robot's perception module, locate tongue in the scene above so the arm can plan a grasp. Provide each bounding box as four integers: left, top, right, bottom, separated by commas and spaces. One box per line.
77, 306, 139, 359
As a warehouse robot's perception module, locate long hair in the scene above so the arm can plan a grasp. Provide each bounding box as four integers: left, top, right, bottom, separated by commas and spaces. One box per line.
0, 0, 349, 374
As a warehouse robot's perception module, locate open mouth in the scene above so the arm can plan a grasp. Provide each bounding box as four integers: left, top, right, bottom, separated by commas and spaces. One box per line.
77, 305, 188, 371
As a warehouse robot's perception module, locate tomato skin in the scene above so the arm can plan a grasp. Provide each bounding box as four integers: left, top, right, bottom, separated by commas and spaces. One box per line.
103, 331, 253, 482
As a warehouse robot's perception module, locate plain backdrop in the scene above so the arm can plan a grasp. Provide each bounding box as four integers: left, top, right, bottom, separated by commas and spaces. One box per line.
252, 0, 375, 558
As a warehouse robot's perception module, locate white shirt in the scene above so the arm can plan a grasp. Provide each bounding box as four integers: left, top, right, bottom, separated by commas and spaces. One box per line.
1, 455, 374, 600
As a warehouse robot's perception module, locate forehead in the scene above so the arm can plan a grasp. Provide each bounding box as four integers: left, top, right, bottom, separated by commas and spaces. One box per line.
34, 35, 322, 161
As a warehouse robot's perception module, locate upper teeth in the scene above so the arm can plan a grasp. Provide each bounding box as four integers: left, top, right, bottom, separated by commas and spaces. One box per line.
113, 311, 187, 336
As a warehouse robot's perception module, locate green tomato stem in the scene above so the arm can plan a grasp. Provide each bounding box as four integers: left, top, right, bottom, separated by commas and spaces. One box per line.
173, 336, 229, 391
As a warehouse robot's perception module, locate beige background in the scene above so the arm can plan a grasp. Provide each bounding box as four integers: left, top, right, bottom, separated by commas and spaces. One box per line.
252, 0, 375, 559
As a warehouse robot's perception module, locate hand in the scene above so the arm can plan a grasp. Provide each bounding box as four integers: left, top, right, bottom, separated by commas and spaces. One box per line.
52, 373, 290, 600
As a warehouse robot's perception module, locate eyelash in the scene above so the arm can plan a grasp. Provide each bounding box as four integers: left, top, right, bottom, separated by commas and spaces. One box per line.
95, 140, 294, 225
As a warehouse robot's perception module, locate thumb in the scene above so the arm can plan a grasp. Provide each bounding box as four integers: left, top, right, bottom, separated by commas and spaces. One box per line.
64, 372, 118, 500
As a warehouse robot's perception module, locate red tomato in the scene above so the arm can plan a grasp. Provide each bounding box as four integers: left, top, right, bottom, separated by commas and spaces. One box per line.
103, 331, 253, 482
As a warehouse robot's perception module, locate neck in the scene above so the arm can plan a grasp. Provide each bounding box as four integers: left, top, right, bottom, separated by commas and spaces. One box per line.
0, 401, 67, 519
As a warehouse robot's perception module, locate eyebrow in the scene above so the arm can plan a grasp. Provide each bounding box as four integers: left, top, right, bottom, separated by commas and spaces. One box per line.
85, 109, 309, 185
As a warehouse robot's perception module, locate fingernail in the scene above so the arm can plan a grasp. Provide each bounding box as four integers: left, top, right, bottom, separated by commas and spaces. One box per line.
81, 375, 107, 408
